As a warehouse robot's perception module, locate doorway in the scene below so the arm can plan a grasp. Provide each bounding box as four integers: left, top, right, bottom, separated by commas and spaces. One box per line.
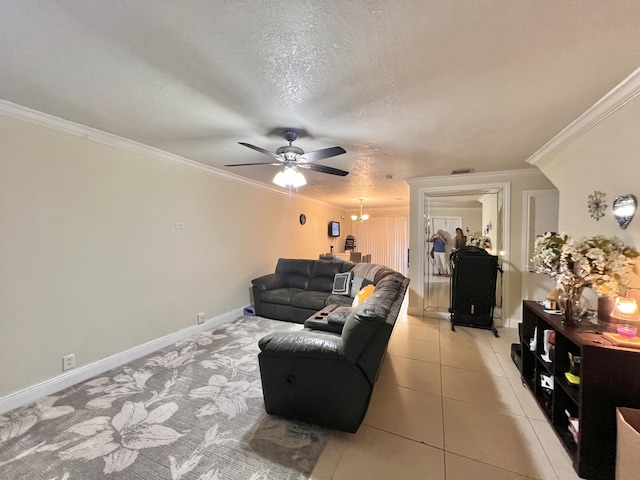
425, 215, 461, 311
419, 183, 510, 324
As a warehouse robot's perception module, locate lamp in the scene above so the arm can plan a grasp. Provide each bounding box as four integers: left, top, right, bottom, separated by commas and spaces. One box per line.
351, 199, 370, 223
273, 167, 306, 188
610, 296, 640, 323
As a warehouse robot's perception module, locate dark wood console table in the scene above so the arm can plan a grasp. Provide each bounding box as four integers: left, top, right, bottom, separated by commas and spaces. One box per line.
520, 300, 640, 479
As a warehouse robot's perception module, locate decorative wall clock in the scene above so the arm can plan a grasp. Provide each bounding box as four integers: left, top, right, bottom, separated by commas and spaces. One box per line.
299, 213, 306, 225
587, 191, 607, 221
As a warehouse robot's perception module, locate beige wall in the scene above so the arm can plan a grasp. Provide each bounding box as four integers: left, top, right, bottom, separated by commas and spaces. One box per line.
481, 193, 499, 253
532, 84, 640, 292
0, 115, 345, 396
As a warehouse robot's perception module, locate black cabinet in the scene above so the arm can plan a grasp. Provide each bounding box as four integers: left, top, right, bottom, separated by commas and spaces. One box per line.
520, 300, 640, 479
450, 247, 500, 335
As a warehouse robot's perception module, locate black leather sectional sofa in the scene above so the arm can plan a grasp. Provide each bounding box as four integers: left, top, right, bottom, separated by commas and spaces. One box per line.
253, 258, 410, 432
251, 258, 356, 323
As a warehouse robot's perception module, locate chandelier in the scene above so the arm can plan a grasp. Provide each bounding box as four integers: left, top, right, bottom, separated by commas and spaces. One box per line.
351, 199, 369, 223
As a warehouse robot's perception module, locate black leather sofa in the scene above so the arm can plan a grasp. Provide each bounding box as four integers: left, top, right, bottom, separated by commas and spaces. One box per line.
256, 260, 409, 432
252, 258, 357, 323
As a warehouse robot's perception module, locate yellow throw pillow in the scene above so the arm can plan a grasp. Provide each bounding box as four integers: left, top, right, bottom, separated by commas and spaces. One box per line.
352, 284, 375, 307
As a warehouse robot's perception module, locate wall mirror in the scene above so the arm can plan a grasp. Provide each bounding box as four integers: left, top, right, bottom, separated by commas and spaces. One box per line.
422, 187, 506, 322
613, 194, 637, 229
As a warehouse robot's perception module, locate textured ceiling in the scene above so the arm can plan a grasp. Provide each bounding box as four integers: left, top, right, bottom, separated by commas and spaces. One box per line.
2, 1, 640, 208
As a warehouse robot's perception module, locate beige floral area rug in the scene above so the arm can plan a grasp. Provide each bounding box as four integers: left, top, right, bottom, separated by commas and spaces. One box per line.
0, 316, 330, 479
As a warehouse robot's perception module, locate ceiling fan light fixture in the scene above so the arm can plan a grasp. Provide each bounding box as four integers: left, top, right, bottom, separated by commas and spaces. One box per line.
293, 171, 307, 188
230, 130, 348, 182
273, 167, 306, 188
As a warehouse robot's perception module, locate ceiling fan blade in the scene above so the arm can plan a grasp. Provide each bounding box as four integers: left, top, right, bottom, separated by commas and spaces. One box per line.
300, 163, 349, 176
238, 142, 281, 160
224, 162, 281, 167
298, 146, 346, 163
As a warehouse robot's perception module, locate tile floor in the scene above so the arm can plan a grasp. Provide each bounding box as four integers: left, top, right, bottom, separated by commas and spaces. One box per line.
310, 312, 584, 480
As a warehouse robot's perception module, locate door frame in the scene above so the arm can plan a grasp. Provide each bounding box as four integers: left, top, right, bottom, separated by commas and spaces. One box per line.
412, 181, 511, 323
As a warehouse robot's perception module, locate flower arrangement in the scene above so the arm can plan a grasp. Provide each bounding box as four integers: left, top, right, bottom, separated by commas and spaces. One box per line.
531, 232, 639, 298
466, 235, 492, 249
561, 235, 639, 297
530, 231, 570, 276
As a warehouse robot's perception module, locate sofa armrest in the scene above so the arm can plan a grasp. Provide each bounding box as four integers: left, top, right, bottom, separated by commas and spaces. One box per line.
258, 331, 344, 360
252, 273, 286, 292
304, 317, 343, 334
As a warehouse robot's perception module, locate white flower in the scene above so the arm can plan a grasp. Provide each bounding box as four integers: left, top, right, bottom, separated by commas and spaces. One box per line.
530, 231, 569, 276
562, 235, 639, 297
175, 331, 227, 348
0, 396, 73, 442
146, 344, 203, 369
83, 368, 153, 409
189, 374, 262, 418
531, 232, 638, 297
466, 235, 492, 249
59, 401, 183, 474
200, 353, 258, 377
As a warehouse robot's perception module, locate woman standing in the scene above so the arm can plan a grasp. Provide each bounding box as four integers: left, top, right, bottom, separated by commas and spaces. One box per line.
429, 230, 449, 275
454, 228, 467, 250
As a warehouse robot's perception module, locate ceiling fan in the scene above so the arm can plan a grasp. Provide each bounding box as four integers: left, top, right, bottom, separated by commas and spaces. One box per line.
225, 129, 348, 188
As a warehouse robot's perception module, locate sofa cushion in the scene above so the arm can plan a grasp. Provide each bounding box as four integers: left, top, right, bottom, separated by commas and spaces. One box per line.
351, 263, 384, 282
331, 271, 353, 295
261, 288, 305, 306
275, 259, 314, 289
324, 294, 355, 308
275, 258, 314, 276
309, 262, 351, 292
350, 275, 373, 297
375, 272, 406, 288
373, 267, 397, 283
291, 291, 331, 311
342, 297, 392, 363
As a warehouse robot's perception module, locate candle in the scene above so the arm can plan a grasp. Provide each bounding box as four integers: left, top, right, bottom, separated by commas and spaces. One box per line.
617, 324, 637, 339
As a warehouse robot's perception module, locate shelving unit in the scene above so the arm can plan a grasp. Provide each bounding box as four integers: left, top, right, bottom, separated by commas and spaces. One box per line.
520, 300, 640, 479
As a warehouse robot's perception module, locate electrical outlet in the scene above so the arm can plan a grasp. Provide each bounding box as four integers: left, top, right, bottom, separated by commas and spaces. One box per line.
62, 354, 75, 371
197, 313, 205, 324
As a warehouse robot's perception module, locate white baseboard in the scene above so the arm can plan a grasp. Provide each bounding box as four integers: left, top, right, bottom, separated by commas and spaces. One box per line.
504, 317, 521, 329
0, 308, 244, 415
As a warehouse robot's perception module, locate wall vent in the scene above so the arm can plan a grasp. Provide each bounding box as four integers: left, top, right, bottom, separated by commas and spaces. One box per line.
451, 168, 473, 175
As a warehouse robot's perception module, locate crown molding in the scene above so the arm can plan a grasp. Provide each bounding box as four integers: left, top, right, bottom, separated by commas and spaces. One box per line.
345, 205, 410, 215
405, 168, 540, 188
526, 66, 640, 167
0, 99, 343, 209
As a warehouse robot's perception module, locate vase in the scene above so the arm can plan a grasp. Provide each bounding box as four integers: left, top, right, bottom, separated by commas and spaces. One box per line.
558, 283, 585, 327
598, 295, 615, 332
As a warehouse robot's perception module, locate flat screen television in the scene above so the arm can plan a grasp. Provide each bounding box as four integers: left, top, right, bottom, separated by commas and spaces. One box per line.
328, 221, 340, 237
